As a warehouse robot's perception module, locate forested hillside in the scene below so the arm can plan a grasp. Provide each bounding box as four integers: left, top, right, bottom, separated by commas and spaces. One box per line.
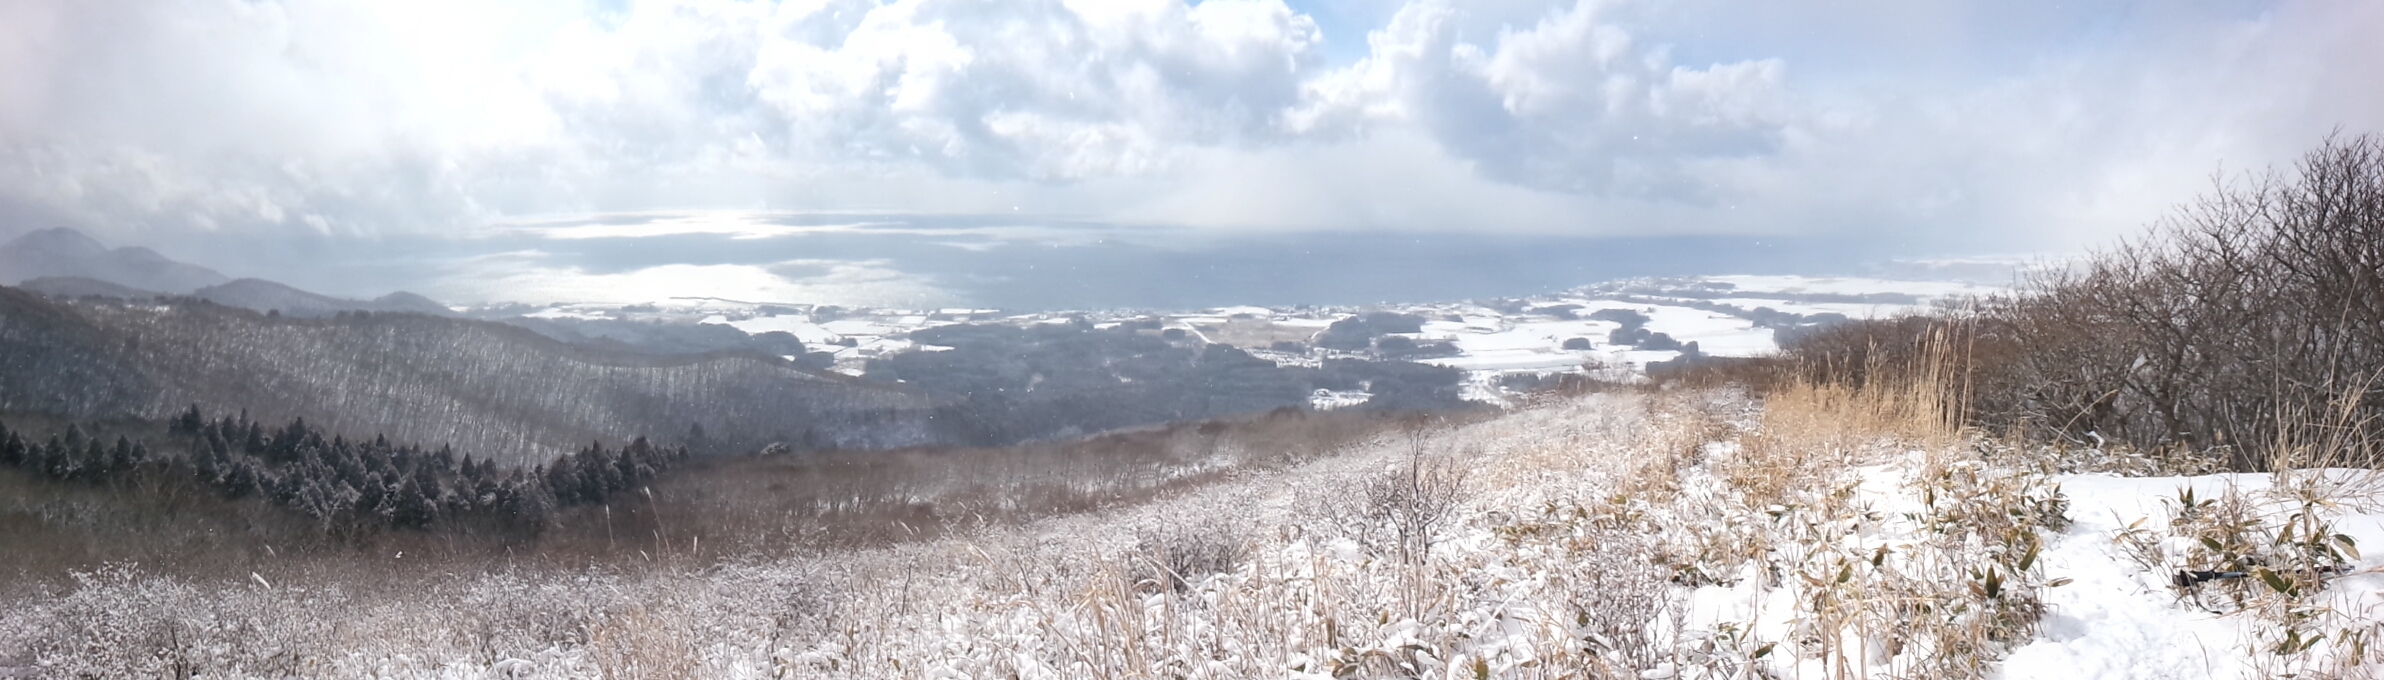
0, 288, 955, 465
1, 410, 682, 541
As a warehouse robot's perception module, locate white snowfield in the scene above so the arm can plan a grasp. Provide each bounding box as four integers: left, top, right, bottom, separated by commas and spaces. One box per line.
2002, 472, 2384, 679
670, 274, 2003, 387
6, 391, 2375, 678
1390, 275, 1999, 402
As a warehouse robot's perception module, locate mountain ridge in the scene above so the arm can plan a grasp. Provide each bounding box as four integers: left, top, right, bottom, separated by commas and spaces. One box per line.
0, 228, 231, 294
193, 278, 457, 318
0, 287, 960, 465
16, 276, 164, 300
2, 228, 462, 317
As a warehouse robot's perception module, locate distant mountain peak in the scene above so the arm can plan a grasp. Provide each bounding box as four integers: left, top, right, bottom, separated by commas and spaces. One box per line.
373, 291, 456, 315
5, 228, 111, 259
202, 277, 300, 292
0, 227, 230, 294
0, 230, 460, 316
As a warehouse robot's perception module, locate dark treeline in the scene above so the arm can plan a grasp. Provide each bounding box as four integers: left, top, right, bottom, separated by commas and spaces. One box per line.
0, 407, 684, 540
1589, 308, 1693, 353
1314, 312, 1426, 351
864, 319, 1472, 443
1312, 312, 1461, 358
1766, 133, 2384, 470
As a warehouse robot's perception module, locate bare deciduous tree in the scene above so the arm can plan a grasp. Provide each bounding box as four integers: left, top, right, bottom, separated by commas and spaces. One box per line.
1814, 133, 2384, 469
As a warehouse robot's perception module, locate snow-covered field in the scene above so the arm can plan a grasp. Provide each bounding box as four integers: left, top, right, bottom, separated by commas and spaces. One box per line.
646, 275, 2001, 397
7, 390, 2376, 678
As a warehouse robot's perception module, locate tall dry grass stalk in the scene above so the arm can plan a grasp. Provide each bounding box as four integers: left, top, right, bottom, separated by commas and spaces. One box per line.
2267, 373, 2384, 482
1607, 321, 2083, 680
1738, 323, 1971, 497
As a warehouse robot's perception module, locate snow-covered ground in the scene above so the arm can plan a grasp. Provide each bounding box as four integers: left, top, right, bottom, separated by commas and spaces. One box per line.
1655, 454, 2384, 679
2003, 471, 2384, 679
9, 391, 2375, 678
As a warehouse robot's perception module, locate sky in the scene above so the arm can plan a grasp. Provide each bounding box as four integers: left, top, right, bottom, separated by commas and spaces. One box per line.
1, 0, 2379, 308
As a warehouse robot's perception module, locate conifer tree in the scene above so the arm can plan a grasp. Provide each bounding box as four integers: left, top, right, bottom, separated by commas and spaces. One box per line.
170, 405, 203, 435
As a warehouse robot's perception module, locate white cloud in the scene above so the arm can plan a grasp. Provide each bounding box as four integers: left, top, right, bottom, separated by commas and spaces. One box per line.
743, 0, 1324, 179
1287, 0, 1791, 196
1263, 0, 2384, 245
0, 0, 2377, 257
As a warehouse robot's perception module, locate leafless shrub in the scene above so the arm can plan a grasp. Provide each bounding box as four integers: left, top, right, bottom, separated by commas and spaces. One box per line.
1744, 134, 2384, 473
27, 564, 203, 678
1564, 531, 1671, 674
23, 563, 332, 678
1129, 520, 1249, 594
1362, 425, 1472, 565
1964, 133, 2384, 469
449, 571, 607, 662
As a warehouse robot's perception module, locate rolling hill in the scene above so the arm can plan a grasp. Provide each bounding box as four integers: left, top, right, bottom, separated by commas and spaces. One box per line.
192, 278, 457, 318
0, 287, 958, 465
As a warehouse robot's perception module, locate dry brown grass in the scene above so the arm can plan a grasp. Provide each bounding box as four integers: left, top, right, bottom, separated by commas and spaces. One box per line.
585, 603, 704, 679
1725, 324, 1969, 509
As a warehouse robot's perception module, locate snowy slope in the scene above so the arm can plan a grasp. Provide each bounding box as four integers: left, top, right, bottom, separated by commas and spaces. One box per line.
11, 391, 2373, 679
